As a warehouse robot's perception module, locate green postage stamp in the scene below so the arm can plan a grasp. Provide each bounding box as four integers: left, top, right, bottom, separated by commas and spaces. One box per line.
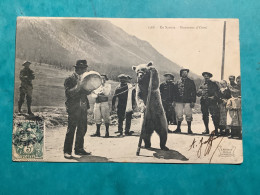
12, 120, 44, 161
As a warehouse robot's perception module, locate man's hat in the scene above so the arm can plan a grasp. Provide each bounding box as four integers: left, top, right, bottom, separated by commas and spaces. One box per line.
163, 73, 174, 79
101, 74, 109, 80
74, 60, 88, 68
22, 61, 31, 66
202, 72, 213, 78
118, 74, 128, 79
180, 69, 189, 76
229, 75, 235, 79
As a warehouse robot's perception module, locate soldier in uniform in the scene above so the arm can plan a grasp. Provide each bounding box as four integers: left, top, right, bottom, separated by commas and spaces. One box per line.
197, 72, 220, 135
18, 61, 35, 115
63, 60, 92, 159
112, 74, 136, 136
173, 69, 196, 134
159, 73, 177, 129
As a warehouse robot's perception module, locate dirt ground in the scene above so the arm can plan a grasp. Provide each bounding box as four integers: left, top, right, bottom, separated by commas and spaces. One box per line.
42, 113, 243, 164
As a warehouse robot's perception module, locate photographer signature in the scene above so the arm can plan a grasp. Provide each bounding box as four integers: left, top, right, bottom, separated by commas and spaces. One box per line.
188, 132, 224, 160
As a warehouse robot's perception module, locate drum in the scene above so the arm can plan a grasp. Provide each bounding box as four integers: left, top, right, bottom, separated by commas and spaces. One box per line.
80, 71, 102, 91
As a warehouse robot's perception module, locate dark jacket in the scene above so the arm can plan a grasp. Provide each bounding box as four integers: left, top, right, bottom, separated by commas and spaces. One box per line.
64, 73, 90, 113
197, 80, 220, 102
20, 67, 35, 88
220, 88, 231, 100
174, 77, 196, 103
112, 83, 136, 113
160, 81, 176, 104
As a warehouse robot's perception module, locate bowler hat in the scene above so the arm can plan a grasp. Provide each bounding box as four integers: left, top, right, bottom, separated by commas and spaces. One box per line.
74, 60, 88, 68
22, 61, 31, 66
163, 73, 174, 79
180, 69, 189, 76
202, 72, 213, 78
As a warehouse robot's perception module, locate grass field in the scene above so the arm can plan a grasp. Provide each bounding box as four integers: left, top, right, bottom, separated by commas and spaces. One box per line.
14, 59, 120, 111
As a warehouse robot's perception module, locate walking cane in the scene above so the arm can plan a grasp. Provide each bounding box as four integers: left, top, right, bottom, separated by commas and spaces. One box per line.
136, 70, 153, 156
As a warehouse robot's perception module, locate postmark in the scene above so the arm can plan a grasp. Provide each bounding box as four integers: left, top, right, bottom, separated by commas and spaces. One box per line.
12, 120, 44, 160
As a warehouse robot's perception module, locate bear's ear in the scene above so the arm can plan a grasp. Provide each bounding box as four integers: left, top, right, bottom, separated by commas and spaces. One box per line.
132, 66, 137, 71
147, 61, 153, 66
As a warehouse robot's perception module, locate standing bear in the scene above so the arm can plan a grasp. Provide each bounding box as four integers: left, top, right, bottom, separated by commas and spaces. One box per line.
132, 62, 169, 151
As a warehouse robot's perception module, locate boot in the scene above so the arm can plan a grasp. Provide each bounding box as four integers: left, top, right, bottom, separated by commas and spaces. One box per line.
18, 102, 22, 113
219, 125, 225, 135
105, 123, 109, 138
115, 120, 123, 134
27, 103, 33, 115
213, 120, 219, 136
202, 119, 209, 134
214, 129, 219, 136
187, 121, 193, 134
91, 124, 101, 137
173, 121, 182, 133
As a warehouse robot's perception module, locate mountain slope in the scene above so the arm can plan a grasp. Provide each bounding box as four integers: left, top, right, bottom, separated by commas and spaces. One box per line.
16, 18, 199, 80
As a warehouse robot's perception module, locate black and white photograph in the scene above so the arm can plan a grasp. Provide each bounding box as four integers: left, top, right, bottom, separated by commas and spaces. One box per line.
12, 17, 242, 163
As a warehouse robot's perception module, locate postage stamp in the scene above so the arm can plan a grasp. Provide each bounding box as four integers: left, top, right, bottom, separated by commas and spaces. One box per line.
12, 120, 44, 160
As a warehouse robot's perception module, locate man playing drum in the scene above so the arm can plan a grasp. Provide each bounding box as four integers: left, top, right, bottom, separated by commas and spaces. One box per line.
63, 60, 92, 159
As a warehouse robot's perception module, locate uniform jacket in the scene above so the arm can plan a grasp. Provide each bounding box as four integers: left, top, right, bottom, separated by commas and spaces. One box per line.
20, 68, 35, 88
174, 77, 196, 103
159, 81, 176, 104
197, 80, 220, 102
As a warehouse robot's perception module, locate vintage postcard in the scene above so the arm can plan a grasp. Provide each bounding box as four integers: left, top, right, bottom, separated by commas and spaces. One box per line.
13, 17, 243, 163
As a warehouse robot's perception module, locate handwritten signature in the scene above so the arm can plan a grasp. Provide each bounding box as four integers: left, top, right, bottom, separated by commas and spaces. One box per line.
188, 132, 219, 158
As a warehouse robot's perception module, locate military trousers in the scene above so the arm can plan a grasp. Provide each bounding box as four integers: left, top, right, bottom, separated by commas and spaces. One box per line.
162, 102, 177, 125
200, 99, 220, 128
18, 86, 33, 105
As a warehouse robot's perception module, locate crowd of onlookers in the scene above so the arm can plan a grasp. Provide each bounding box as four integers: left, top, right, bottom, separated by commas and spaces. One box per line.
159, 70, 241, 139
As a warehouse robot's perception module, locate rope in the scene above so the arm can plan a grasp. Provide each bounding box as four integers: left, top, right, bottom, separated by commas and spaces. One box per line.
93, 85, 136, 97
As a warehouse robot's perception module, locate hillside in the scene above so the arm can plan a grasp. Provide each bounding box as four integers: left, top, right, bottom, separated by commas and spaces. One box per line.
16, 18, 200, 80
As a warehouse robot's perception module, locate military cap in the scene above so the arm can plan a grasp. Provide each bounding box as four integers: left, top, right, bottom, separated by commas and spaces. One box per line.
229, 75, 235, 79
101, 74, 109, 80
163, 73, 174, 79
74, 60, 88, 68
180, 69, 189, 76
22, 61, 31, 66
118, 74, 128, 79
202, 72, 213, 78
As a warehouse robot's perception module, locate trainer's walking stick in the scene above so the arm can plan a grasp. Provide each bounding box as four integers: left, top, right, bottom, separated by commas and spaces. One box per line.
136, 70, 153, 156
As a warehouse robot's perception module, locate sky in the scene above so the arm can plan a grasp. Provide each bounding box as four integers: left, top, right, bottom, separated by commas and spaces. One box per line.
108, 18, 241, 81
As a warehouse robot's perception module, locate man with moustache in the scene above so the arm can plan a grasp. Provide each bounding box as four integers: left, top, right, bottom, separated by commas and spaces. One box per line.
160, 73, 177, 129
173, 69, 196, 134
112, 74, 136, 136
197, 72, 220, 135
63, 60, 92, 159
